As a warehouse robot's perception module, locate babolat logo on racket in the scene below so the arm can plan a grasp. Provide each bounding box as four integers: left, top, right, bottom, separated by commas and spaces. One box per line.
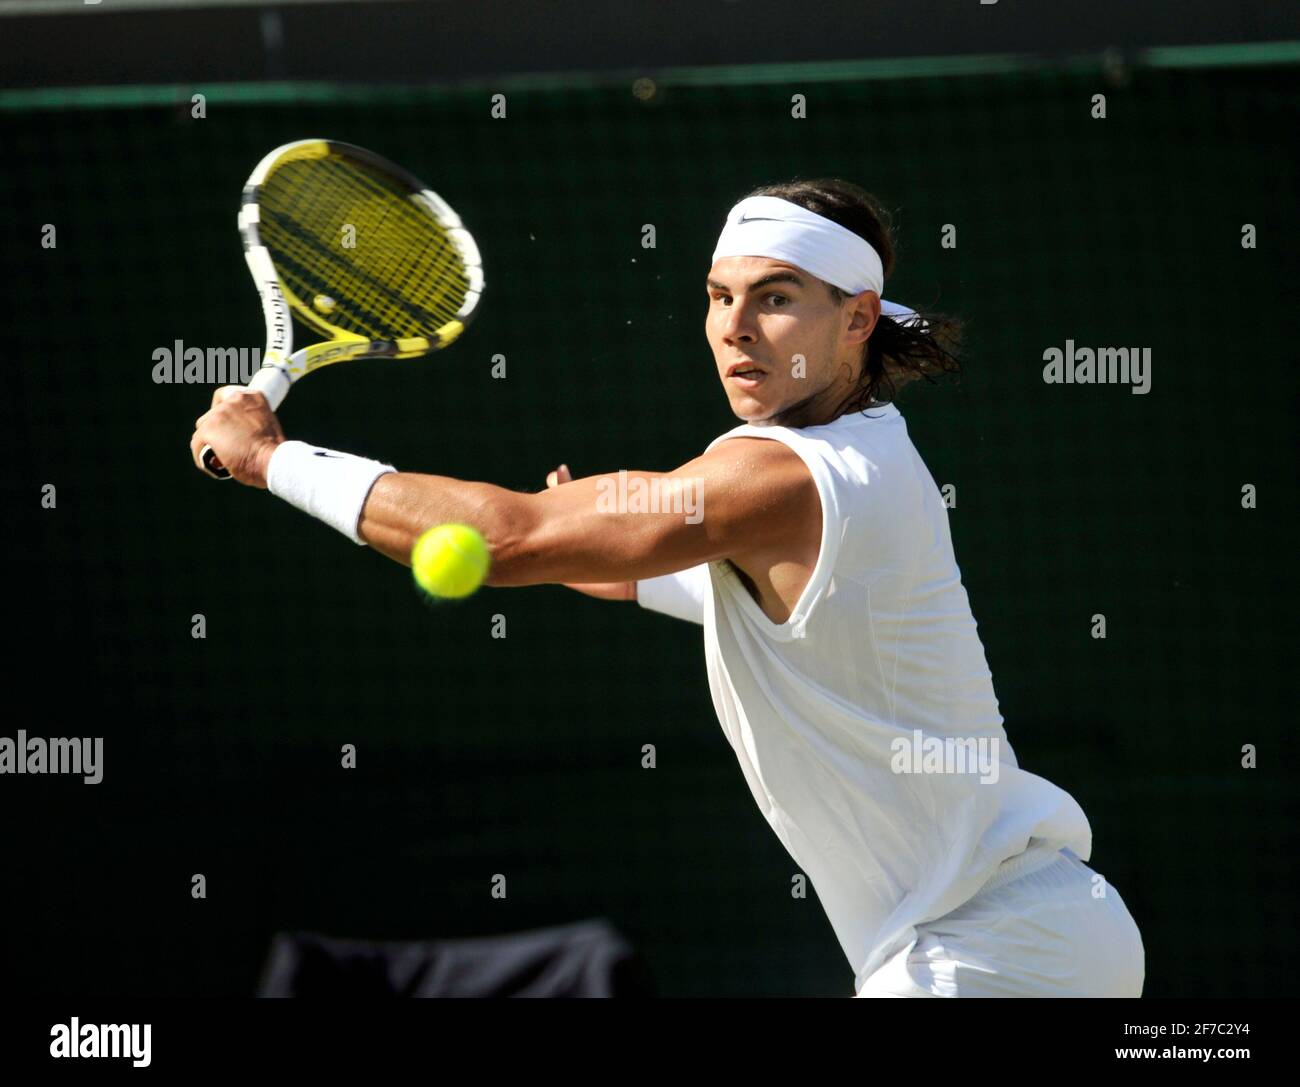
266, 281, 289, 351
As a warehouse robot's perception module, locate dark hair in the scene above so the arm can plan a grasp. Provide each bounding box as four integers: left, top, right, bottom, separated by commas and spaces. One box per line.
743, 178, 963, 416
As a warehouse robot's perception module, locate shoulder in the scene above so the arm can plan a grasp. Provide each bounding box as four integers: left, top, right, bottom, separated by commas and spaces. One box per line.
687, 434, 822, 559
696, 432, 818, 499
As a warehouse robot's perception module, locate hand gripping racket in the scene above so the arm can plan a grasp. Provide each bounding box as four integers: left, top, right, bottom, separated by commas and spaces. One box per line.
199, 139, 484, 479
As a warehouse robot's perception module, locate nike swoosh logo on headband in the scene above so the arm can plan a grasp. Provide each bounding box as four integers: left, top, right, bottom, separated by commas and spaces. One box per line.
736, 215, 785, 224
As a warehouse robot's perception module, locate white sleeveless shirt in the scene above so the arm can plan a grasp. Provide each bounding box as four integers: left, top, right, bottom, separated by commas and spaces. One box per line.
636, 402, 1093, 993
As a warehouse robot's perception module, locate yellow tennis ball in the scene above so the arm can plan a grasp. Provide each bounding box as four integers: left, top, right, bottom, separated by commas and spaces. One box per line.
411, 523, 490, 599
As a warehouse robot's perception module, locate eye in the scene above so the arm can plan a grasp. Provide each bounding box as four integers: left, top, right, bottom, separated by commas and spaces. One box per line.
767, 293, 789, 307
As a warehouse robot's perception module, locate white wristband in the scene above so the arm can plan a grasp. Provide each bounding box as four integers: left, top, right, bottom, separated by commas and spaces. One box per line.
267, 440, 396, 545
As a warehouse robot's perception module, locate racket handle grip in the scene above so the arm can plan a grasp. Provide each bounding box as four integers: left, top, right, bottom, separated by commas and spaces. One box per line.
248, 363, 291, 412
198, 365, 292, 480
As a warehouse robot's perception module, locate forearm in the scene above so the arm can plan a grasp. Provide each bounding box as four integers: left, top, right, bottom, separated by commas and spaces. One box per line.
564, 579, 638, 601
357, 467, 723, 588
357, 471, 527, 573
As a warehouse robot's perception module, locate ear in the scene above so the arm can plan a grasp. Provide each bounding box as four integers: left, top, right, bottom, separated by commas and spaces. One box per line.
844, 290, 880, 345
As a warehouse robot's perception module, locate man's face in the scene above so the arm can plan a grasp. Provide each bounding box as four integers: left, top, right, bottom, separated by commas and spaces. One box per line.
705, 256, 874, 426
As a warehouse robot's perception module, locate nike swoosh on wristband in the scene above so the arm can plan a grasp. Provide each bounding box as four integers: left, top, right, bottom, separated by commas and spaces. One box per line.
313, 451, 343, 458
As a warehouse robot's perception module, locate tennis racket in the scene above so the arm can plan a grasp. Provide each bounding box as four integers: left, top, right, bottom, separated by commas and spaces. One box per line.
199, 138, 484, 479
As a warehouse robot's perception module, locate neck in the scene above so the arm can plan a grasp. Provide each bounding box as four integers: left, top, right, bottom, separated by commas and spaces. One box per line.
763, 363, 872, 428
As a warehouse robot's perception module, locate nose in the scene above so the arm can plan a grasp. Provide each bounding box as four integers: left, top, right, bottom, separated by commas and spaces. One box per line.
720, 298, 758, 345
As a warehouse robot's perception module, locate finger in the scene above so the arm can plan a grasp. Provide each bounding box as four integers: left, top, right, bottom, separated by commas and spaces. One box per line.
190, 431, 206, 470
546, 470, 558, 488
558, 463, 571, 481
212, 385, 244, 406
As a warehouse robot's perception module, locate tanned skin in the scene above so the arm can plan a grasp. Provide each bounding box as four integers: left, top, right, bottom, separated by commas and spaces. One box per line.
190, 256, 880, 624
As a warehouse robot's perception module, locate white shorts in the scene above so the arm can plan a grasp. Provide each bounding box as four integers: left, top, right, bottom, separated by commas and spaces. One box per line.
855, 844, 1145, 998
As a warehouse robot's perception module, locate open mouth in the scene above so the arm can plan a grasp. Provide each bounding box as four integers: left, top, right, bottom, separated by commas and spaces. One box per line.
728, 364, 766, 383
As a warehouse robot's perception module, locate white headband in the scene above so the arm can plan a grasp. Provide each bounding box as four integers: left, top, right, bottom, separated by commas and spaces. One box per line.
712, 195, 924, 328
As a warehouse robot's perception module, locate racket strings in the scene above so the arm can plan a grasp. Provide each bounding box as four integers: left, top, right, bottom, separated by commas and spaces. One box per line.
272, 157, 465, 319
258, 154, 470, 341
266, 182, 461, 334
267, 216, 437, 337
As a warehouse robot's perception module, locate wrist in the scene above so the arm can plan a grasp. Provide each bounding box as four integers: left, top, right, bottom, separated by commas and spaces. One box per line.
254, 437, 286, 489
266, 441, 397, 544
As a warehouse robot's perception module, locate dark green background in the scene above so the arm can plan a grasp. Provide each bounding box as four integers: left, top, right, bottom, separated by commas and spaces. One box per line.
2, 58, 1296, 996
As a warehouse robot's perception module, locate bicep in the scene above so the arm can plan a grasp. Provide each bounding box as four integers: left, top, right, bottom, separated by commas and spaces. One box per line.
486, 441, 817, 587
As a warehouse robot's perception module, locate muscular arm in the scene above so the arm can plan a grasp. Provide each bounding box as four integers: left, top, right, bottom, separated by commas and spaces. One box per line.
357, 438, 819, 588
188, 385, 817, 588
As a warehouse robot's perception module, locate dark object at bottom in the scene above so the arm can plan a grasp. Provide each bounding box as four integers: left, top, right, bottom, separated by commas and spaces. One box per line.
257, 918, 654, 997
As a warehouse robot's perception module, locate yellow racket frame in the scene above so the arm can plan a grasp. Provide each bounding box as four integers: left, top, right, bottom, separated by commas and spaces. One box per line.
200, 139, 483, 479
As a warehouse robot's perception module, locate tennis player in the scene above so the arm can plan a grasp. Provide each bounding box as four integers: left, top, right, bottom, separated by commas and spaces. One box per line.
191, 178, 1145, 998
